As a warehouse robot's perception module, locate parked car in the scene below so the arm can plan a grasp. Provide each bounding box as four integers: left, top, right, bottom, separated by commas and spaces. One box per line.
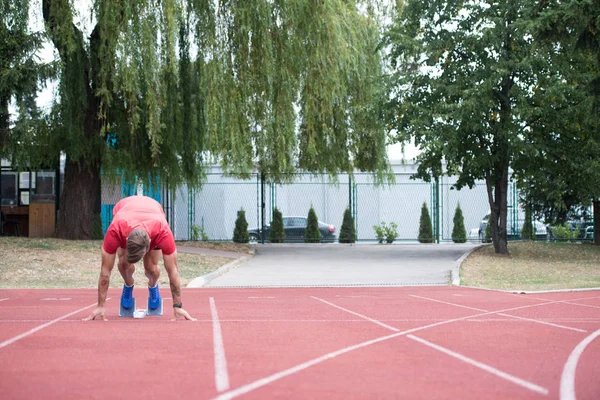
248, 216, 336, 243
478, 213, 549, 241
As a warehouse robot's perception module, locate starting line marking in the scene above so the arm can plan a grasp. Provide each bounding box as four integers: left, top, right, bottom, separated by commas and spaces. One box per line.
410, 295, 586, 333
560, 328, 600, 400
0, 298, 9, 302
408, 335, 549, 395
210, 297, 230, 392
0, 301, 102, 349
41, 298, 72, 301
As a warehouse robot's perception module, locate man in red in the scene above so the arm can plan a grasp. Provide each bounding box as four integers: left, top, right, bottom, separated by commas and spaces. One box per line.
84, 195, 195, 321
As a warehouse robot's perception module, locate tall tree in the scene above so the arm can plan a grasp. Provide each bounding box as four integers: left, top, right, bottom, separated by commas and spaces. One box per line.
516, 0, 600, 245
0, 0, 48, 162
5, 0, 389, 239
384, 0, 547, 254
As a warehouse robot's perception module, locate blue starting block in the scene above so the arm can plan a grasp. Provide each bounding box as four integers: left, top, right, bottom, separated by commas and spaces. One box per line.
119, 297, 136, 317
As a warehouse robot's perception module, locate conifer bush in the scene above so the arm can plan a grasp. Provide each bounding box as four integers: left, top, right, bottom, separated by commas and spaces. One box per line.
521, 205, 533, 240
304, 207, 321, 243
451, 203, 467, 243
270, 208, 285, 243
418, 202, 434, 243
233, 208, 249, 243
339, 208, 356, 243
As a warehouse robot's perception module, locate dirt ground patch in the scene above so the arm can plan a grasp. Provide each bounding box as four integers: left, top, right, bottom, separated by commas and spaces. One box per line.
461, 241, 600, 291
0, 238, 242, 289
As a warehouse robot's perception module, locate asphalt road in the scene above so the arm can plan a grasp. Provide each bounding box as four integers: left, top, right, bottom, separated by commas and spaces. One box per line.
205, 243, 479, 287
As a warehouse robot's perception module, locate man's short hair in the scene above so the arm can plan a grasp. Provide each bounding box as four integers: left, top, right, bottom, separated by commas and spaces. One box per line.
126, 229, 150, 264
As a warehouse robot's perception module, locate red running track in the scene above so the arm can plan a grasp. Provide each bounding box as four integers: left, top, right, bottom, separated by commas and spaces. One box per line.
0, 286, 598, 400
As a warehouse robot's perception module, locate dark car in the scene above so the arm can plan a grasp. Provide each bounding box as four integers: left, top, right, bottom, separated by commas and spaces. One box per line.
248, 216, 336, 243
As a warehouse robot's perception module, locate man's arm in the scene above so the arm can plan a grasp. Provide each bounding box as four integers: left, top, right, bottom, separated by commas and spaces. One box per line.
83, 249, 116, 321
98, 249, 116, 306
163, 250, 196, 321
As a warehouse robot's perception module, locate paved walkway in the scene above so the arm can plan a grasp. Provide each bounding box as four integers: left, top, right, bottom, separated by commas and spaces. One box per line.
178, 245, 246, 259
203, 243, 479, 287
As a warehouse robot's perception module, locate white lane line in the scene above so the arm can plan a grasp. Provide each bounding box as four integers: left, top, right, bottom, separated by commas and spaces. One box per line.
0, 298, 9, 302
210, 297, 230, 392
214, 298, 576, 400
408, 335, 549, 395
213, 330, 405, 400
560, 328, 600, 400
410, 295, 586, 333
495, 313, 586, 333
0, 301, 99, 349
41, 298, 72, 301
311, 296, 400, 332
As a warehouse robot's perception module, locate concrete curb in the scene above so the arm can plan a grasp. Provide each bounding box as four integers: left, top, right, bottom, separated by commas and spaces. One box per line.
452, 244, 487, 286
186, 255, 252, 288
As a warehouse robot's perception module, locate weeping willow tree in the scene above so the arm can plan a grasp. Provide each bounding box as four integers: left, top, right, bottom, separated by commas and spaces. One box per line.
1, 0, 50, 162
17, 0, 388, 239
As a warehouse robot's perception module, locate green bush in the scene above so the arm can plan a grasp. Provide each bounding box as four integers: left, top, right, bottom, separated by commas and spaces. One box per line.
551, 223, 578, 242
521, 205, 533, 240
373, 222, 398, 243
269, 208, 285, 243
451, 204, 467, 243
191, 224, 209, 241
304, 207, 321, 243
484, 219, 492, 243
418, 202, 433, 243
233, 209, 249, 243
339, 208, 356, 243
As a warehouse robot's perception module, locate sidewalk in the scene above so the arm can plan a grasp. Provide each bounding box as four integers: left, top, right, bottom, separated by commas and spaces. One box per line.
178, 245, 254, 288
177, 245, 249, 259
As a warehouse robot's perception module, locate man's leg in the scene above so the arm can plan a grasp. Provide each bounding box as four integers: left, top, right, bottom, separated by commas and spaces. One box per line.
117, 248, 136, 315
144, 249, 163, 315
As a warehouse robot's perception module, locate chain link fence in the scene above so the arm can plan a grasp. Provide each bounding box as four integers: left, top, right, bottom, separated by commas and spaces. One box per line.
101, 169, 543, 242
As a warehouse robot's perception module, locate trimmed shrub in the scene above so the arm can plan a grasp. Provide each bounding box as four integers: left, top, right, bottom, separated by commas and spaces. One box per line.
451, 204, 467, 243
521, 205, 533, 240
304, 207, 321, 243
339, 208, 356, 243
418, 202, 434, 243
233, 209, 249, 243
269, 208, 285, 243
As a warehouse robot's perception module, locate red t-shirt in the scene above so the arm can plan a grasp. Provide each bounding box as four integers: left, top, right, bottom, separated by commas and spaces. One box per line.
103, 196, 176, 255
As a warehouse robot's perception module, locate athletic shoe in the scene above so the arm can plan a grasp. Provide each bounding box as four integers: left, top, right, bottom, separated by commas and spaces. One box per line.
121, 284, 134, 309
148, 284, 161, 310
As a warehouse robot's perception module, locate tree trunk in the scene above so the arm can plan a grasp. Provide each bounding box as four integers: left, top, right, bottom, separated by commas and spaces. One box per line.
56, 157, 100, 239
485, 173, 510, 255
594, 199, 599, 246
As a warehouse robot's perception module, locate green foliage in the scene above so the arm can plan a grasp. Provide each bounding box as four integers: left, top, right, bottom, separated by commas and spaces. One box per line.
383, 0, 562, 254
485, 221, 492, 244
451, 204, 467, 244
5, 0, 391, 239
269, 208, 285, 243
521, 206, 533, 241
551, 224, 578, 242
373, 222, 398, 244
191, 224, 209, 242
418, 203, 433, 244
304, 207, 321, 243
233, 209, 249, 243
339, 208, 356, 243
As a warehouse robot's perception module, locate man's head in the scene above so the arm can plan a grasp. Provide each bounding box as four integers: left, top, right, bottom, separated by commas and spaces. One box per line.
126, 228, 150, 264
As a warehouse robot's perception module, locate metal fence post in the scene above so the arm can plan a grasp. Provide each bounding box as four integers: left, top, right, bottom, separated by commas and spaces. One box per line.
260, 172, 265, 244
